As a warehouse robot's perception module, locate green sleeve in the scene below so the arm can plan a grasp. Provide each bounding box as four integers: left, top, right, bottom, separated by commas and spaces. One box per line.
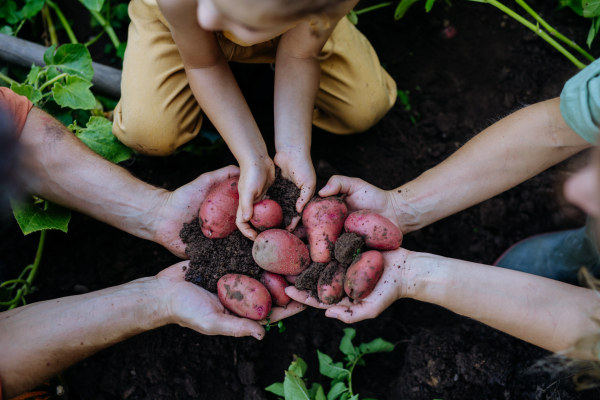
560, 59, 600, 145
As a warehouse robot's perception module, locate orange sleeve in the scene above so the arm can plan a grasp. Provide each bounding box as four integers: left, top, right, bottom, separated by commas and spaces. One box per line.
0, 87, 34, 139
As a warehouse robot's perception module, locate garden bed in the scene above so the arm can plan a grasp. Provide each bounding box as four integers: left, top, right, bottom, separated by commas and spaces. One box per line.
1, 0, 598, 399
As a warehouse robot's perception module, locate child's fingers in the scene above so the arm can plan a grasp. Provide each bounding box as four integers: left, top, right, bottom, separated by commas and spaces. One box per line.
237, 218, 258, 240
284, 215, 301, 232
296, 183, 315, 213
319, 176, 364, 197
260, 301, 306, 325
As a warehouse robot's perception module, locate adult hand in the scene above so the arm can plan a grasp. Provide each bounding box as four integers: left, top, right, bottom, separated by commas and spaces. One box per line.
152, 166, 241, 258
236, 157, 276, 240
318, 176, 401, 230
284, 248, 411, 323
274, 150, 316, 231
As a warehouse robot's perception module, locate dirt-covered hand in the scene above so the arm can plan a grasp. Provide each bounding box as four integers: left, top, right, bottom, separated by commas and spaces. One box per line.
319, 176, 400, 230
158, 262, 265, 339
285, 248, 411, 324
153, 166, 240, 258
236, 157, 276, 240
274, 150, 316, 231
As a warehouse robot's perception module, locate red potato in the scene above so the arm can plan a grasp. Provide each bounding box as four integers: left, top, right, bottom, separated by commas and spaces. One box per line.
252, 229, 310, 275
251, 199, 283, 231
217, 274, 272, 320
317, 262, 346, 305
344, 250, 384, 300
302, 197, 348, 263
344, 211, 402, 250
199, 177, 240, 239
261, 271, 292, 307
292, 224, 307, 240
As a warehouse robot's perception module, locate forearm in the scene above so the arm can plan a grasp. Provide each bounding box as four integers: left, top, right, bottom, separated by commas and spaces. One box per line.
392, 98, 591, 233
0, 278, 167, 397
187, 58, 269, 166
18, 108, 166, 241
274, 52, 320, 157
406, 252, 600, 357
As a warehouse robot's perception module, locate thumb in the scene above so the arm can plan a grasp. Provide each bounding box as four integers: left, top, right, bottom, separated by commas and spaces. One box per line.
238, 187, 255, 222
319, 176, 363, 197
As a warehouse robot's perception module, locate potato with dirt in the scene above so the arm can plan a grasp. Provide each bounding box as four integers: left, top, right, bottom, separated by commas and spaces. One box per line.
317, 262, 346, 305
251, 199, 283, 231
344, 210, 402, 250
260, 271, 291, 306
199, 177, 240, 239
302, 196, 348, 263
217, 274, 272, 320
252, 229, 310, 275
344, 250, 384, 300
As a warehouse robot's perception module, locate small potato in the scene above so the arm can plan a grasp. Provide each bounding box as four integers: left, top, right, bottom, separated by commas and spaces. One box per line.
302, 196, 348, 263
251, 199, 283, 231
217, 274, 272, 320
292, 224, 307, 240
344, 250, 384, 300
344, 211, 402, 250
252, 229, 310, 275
261, 271, 292, 307
317, 262, 346, 305
199, 177, 240, 239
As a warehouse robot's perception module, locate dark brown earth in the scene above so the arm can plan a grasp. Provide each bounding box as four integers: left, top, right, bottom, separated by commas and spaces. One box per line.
266, 167, 301, 227
334, 233, 365, 264
1, 0, 599, 398
295, 262, 327, 293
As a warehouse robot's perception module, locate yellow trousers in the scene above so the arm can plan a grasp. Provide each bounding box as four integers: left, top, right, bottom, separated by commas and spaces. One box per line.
113, 0, 397, 156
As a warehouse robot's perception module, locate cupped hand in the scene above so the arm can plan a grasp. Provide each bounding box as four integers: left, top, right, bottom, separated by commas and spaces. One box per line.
236, 157, 276, 239
274, 150, 316, 231
318, 176, 400, 230
153, 165, 240, 258
158, 261, 265, 339
284, 248, 412, 324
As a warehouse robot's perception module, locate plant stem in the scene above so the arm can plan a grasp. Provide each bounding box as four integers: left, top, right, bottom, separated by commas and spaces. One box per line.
515, 0, 595, 62
0, 71, 17, 85
39, 72, 68, 91
13, 18, 26, 36
87, 7, 121, 49
473, 0, 587, 69
84, 30, 105, 47
355, 2, 392, 15
43, 6, 59, 47
46, 0, 78, 44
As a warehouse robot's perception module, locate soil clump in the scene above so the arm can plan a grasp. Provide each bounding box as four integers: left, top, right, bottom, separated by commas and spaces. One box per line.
266, 168, 301, 227
334, 233, 364, 264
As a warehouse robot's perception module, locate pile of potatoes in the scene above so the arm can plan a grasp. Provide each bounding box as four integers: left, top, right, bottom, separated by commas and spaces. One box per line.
199, 176, 402, 321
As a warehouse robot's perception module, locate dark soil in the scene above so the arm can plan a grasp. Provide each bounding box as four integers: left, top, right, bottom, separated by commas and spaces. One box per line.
181, 219, 262, 293
295, 262, 327, 293
334, 233, 364, 264
1, 0, 599, 398
266, 167, 301, 227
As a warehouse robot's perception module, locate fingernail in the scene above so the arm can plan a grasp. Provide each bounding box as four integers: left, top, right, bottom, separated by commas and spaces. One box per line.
284, 287, 291, 294
251, 333, 262, 340
328, 313, 338, 318
244, 214, 250, 221
321, 185, 331, 192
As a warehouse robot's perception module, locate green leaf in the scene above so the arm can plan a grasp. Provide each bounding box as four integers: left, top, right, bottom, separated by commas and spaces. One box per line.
74, 116, 133, 163
52, 75, 96, 110
588, 16, 600, 48
26, 64, 41, 85
47, 44, 94, 81
11, 199, 71, 234
265, 383, 285, 397
0, 25, 14, 35
10, 83, 42, 104
284, 371, 310, 400
317, 350, 349, 380
584, 0, 600, 17
339, 328, 357, 357
358, 338, 395, 355
289, 355, 308, 378
309, 383, 327, 400
347, 10, 358, 24
21, 0, 45, 19
356, 358, 366, 367
395, 0, 421, 20
339, 394, 349, 400
425, 0, 437, 12
79, 0, 105, 12
0, 1, 20, 24
326, 382, 348, 400
347, 395, 359, 400
44, 44, 56, 65
41, 99, 73, 126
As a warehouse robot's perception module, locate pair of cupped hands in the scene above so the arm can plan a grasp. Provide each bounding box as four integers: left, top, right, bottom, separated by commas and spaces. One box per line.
152, 165, 408, 340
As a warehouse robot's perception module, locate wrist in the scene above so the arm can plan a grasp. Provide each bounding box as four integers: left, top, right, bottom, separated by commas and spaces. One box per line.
140, 187, 171, 243
402, 252, 450, 304
389, 182, 430, 234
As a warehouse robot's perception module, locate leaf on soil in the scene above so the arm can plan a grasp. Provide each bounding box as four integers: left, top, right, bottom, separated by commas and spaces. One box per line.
52, 76, 96, 110
358, 338, 395, 355
283, 370, 310, 400
317, 350, 349, 380
10, 83, 42, 104
11, 199, 71, 235
74, 116, 133, 163
326, 382, 348, 400
265, 382, 285, 397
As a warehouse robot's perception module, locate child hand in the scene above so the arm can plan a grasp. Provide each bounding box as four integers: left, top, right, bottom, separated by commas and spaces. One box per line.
236, 157, 276, 239
284, 248, 411, 323
319, 176, 400, 230
274, 150, 316, 230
